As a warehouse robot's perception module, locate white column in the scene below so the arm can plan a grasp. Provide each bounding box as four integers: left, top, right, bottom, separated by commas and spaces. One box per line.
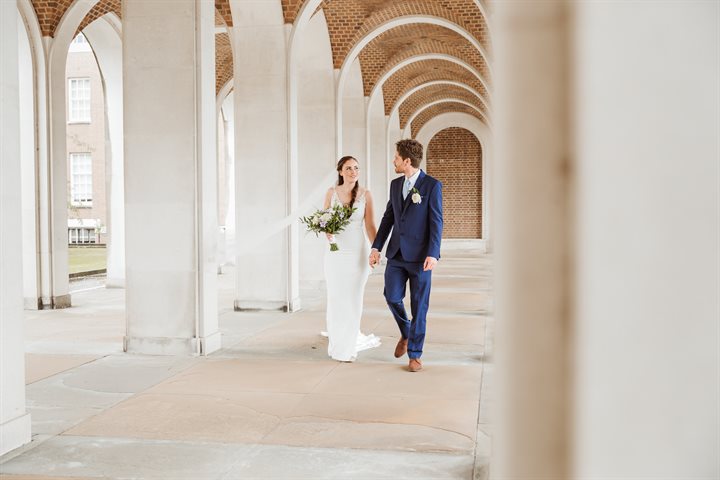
83, 19, 125, 288
573, 2, 719, 476
340, 57, 366, 161
123, 0, 220, 355
231, 0, 290, 311
296, 11, 335, 289
0, 1, 32, 455
19, 13, 39, 309
368, 92, 388, 220
221, 92, 235, 267
493, 2, 572, 478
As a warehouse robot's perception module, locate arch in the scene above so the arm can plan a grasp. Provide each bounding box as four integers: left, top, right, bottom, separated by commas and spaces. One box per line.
403, 99, 487, 138
389, 80, 485, 128
416, 111, 492, 250
340, 15, 490, 77
336, 16, 491, 156
45, 0, 101, 307
360, 28, 491, 97
398, 84, 487, 129
426, 127, 483, 239
370, 53, 489, 110
18, 2, 41, 308
332, 1, 491, 68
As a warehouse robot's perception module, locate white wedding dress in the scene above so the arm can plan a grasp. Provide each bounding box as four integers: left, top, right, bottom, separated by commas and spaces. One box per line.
324, 187, 381, 361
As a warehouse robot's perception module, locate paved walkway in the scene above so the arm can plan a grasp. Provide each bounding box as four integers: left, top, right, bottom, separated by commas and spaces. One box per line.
1, 247, 493, 480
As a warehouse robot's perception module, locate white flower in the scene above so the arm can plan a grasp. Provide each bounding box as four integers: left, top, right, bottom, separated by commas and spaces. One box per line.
320, 212, 332, 222
411, 192, 422, 204
311, 216, 321, 225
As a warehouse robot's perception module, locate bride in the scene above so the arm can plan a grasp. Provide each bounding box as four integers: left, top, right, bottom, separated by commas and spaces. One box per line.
322, 156, 381, 362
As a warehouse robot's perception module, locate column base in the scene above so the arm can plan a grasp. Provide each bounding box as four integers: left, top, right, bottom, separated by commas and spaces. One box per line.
23, 297, 42, 310
234, 299, 289, 312
105, 277, 125, 288
124, 336, 198, 355
200, 331, 222, 355
287, 296, 301, 313
123, 333, 222, 356
0, 412, 31, 457
52, 294, 71, 309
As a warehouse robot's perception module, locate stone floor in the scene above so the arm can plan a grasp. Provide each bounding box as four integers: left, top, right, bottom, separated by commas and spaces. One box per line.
1, 246, 493, 480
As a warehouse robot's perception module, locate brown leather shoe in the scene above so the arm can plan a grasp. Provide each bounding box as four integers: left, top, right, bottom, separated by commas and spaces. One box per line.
408, 358, 423, 372
394, 338, 408, 358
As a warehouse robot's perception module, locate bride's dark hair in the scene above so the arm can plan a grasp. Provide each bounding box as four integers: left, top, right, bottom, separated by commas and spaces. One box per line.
337, 156, 360, 208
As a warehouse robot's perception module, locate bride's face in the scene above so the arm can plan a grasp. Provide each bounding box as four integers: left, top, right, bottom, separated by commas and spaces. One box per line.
340, 160, 360, 184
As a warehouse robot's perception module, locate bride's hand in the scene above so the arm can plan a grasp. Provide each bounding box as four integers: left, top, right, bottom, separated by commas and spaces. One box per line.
325, 233, 333, 241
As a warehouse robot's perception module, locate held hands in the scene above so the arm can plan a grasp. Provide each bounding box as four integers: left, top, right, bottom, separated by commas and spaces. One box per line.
423, 256, 438, 271
369, 249, 381, 268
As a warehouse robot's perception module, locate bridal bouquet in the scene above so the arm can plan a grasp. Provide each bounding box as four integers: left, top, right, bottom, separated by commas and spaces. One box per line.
300, 204, 356, 251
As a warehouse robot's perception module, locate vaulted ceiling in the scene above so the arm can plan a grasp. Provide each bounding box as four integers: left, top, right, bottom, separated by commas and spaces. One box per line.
30, 0, 491, 131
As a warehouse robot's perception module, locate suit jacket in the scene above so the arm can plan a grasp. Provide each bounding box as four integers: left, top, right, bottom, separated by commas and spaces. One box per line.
372, 170, 443, 262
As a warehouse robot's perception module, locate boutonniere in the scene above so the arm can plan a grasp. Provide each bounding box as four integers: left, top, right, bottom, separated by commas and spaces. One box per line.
410, 187, 422, 204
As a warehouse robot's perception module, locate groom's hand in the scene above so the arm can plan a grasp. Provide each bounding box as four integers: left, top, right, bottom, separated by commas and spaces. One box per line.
369, 249, 381, 268
423, 256, 438, 271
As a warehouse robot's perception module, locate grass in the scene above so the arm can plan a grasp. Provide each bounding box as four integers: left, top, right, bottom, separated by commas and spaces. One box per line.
68, 245, 107, 275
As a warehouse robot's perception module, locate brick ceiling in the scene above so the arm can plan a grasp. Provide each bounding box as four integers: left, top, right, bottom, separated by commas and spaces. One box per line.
411, 102, 485, 138
32, 0, 490, 125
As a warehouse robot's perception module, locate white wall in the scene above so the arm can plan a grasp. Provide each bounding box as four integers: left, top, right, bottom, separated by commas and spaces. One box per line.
296, 11, 336, 287
572, 2, 719, 476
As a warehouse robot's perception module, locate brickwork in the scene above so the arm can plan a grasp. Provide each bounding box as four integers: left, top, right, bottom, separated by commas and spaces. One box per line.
411, 102, 485, 138
426, 127, 482, 238
215, 0, 233, 26
320, 0, 489, 70
389, 68, 489, 115
78, 0, 121, 33
359, 23, 490, 97
31, 0, 74, 37
382, 60, 488, 115
399, 84, 486, 128
215, 32, 233, 95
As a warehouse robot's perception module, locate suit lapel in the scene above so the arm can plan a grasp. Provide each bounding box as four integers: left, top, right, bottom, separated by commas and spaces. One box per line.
402, 170, 426, 214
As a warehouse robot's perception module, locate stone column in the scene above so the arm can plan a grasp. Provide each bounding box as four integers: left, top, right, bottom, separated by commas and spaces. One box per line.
572, 2, 719, 476
83, 20, 125, 288
0, 0, 32, 455
493, 2, 572, 478
123, 0, 220, 355
367, 93, 388, 221
231, 0, 291, 310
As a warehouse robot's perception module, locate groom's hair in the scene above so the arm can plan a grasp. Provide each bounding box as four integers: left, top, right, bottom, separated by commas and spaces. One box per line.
396, 139, 423, 167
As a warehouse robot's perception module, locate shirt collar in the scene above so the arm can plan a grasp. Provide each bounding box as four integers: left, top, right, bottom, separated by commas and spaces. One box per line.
405, 169, 421, 188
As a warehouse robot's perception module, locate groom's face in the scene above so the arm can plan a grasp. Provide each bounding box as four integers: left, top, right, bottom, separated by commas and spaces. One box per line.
393, 150, 410, 174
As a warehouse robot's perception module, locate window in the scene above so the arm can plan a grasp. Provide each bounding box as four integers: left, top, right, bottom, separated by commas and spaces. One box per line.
68, 228, 96, 244
70, 153, 92, 206
68, 78, 91, 123
72, 33, 87, 45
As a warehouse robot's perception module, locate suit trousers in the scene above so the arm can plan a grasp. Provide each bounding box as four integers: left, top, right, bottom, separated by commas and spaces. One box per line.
383, 257, 432, 359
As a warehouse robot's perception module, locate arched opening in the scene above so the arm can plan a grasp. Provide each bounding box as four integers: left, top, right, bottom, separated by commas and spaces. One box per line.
65, 32, 109, 288
426, 127, 482, 239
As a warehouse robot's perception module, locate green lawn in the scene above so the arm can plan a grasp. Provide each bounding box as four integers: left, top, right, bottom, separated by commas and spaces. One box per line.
68, 246, 107, 275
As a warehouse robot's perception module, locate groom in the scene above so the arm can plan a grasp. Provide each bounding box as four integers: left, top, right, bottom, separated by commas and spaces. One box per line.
369, 139, 443, 372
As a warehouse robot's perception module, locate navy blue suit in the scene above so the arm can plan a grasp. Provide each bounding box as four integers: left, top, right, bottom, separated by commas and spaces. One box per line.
372, 170, 443, 359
